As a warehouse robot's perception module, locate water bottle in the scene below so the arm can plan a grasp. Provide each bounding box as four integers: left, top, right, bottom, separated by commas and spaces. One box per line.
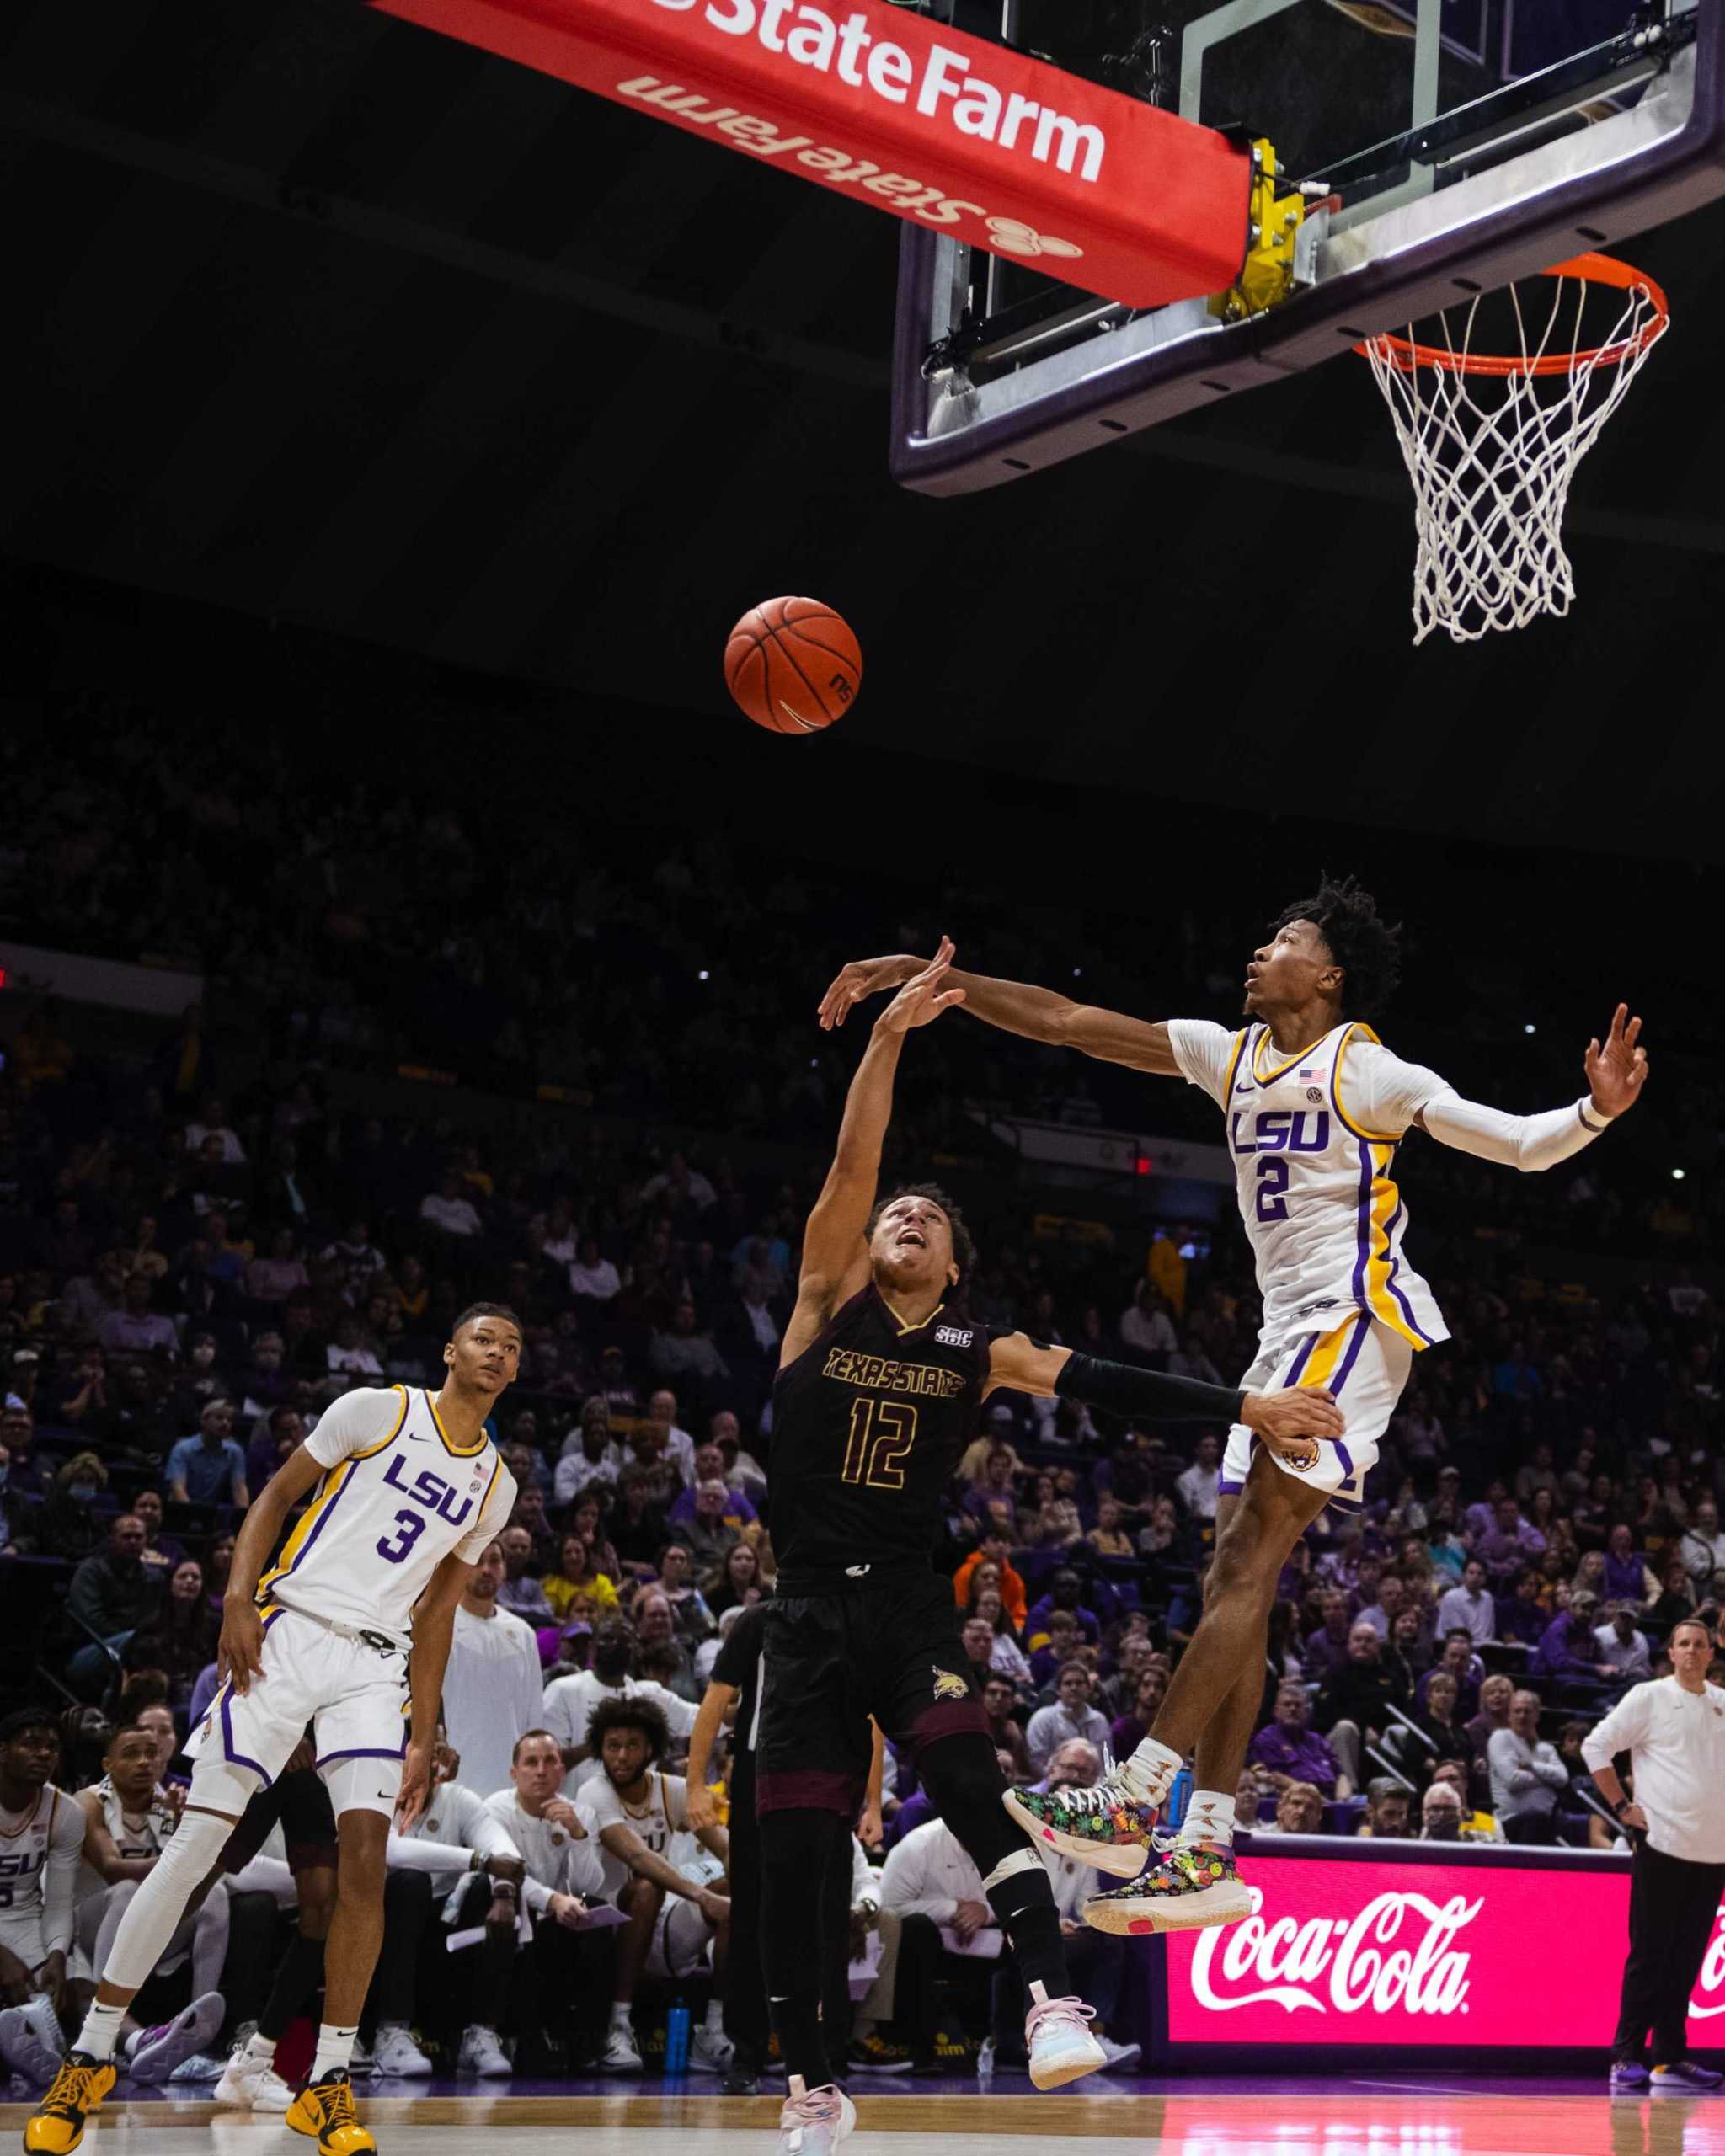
1165, 1766, 1193, 1833
665, 1999, 691, 2075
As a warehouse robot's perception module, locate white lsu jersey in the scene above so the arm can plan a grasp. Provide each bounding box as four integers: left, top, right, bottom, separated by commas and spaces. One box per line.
1168, 1018, 1450, 1353
0, 1785, 83, 1961
75, 1776, 176, 1904
259, 1385, 515, 1645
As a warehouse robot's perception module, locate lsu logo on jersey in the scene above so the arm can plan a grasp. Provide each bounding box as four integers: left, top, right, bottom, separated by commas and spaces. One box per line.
932, 1667, 970, 1702
1228, 1108, 1332, 1155
935, 1325, 974, 1348
380, 1452, 476, 1527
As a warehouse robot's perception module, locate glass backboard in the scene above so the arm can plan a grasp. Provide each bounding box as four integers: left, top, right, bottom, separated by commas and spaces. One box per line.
892, 0, 1717, 493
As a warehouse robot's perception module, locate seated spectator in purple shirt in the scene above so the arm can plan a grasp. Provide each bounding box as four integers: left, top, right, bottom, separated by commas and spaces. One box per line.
1531, 1591, 1615, 1682
1248, 1680, 1342, 1798
1474, 1496, 1547, 1585
1301, 1589, 1354, 1678
1493, 1566, 1547, 1646
1028, 1609, 1086, 1689
666, 1444, 759, 1530
1108, 1666, 1167, 1764
1025, 1566, 1101, 1648
1602, 1523, 1657, 1608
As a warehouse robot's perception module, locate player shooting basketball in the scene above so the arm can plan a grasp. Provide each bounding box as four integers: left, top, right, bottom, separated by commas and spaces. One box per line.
759, 939, 1339, 2153
820, 878, 1648, 1935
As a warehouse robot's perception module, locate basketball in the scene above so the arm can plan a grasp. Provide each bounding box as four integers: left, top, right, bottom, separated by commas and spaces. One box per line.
724, 596, 862, 734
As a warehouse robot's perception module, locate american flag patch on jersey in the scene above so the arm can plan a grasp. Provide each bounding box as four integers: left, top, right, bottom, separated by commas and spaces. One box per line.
1299, 1066, 1322, 1081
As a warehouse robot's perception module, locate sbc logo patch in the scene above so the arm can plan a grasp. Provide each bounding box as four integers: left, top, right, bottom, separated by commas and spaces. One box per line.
935, 1326, 974, 1348
932, 1667, 970, 1702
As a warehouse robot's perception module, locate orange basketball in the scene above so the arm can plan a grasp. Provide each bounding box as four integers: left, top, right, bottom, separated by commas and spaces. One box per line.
724, 597, 862, 734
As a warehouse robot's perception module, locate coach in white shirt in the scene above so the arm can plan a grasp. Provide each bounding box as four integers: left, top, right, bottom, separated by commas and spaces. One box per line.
443, 1540, 547, 1798
1583, 1614, 1725, 2091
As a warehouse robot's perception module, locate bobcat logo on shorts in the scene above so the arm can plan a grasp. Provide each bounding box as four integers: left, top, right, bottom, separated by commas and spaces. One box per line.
932, 1667, 970, 1702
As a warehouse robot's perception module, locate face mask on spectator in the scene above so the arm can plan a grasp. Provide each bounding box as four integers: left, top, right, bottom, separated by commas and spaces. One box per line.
68, 1481, 98, 1502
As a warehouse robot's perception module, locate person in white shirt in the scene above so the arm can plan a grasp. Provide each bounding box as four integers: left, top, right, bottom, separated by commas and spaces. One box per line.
1583, 1615, 1725, 2094
644, 1390, 698, 1487
1487, 1689, 1570, 1844
420, 1173, 483, 1239
378, 1751, 526, 2076
1023, 1666, 1111, 1777
1119, 1286, 1178, 1364
574, 1696, 731, 2075
1594, 1605, 1653, 1684
482, 1731, 612, 2074
568, 1236, 622, 1304
442, 1540, 547, 1802
1678, 1502, 1725, 1588
0, 1711, 111, 2089
1174, 1433, 1222, 1524
552, 1407, 625, 1508
542, 1620, 698, 1797
1436, 1559, 1497, 1647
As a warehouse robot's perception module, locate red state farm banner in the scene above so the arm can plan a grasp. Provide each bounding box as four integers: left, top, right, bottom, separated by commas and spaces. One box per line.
365, 0, 1252, 309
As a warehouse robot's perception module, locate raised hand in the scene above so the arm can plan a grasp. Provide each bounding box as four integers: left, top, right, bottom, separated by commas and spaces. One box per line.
818, 950, 924, 1030
875, 937, 966, 1035
1583, 1004, 1648, 1119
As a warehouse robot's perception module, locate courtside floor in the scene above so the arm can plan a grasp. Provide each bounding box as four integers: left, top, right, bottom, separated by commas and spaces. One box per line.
3, 2078, 1722, 2153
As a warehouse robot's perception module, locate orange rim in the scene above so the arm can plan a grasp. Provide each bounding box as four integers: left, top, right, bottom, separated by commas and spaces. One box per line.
1361, 253, 1669, 377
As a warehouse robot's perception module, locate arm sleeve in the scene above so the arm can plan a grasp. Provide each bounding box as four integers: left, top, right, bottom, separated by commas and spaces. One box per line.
305, 1385, 403, 1470
387, 1834, 477, 1875
1352, 1045, 1610, 1173
1055, 1351, 1246, 1427
1580, 1685, 1652, 1772
1166, 1020, 1242, 1109
456, 1462, 517, 1566
42, 1791, 85, 1956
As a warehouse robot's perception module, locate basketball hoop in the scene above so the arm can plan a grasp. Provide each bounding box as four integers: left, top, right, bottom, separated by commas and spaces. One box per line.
1359, 254, 1669, 645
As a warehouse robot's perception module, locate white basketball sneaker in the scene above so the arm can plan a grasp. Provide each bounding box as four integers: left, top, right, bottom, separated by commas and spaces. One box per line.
600, 2020, 644, 2073
371, 2022, 434, 2077
776, 2076, 856, 2154
214, 2041, 295, 2111
457, 2025, 512, 2077
1024, 1982, 1106, 2091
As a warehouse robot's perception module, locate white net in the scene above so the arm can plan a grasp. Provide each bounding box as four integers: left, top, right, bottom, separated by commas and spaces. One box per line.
1363, 264, 1669, 645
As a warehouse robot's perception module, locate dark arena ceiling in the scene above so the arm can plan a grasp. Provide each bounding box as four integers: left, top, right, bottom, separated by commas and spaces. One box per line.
4, 0, 1724, 861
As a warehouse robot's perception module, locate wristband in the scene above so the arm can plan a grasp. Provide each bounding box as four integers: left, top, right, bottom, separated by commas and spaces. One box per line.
1578, 1100, 1612, 1134
490, 1879, 519, 1900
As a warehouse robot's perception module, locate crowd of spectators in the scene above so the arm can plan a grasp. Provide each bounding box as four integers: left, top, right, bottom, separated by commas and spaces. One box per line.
0, 713, 1717, 2081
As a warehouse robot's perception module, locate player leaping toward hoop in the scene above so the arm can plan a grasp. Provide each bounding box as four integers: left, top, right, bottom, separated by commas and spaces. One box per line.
819, 879, 1648, 1935
24, 1308, 522, 2156
759, 940, 1339, 2153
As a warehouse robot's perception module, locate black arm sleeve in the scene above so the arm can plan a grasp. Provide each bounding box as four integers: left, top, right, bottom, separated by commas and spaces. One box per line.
1055, 1350, 1246, 1426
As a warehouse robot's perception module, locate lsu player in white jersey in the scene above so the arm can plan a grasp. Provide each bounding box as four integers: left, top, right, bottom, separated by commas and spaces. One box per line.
27, 1305, 521, 2156
0, 1710, 84, 2091
818, 875, 1649, 1931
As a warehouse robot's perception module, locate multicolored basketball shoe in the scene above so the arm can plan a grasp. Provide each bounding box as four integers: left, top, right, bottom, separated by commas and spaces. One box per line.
1002, 1780, 1160, 1879
1082, 1843, 1253, 1935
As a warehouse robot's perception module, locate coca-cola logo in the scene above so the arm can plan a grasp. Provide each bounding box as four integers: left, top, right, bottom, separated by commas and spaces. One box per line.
1690, 1914, 1725, 2017
1190, 1886, 1480, 2017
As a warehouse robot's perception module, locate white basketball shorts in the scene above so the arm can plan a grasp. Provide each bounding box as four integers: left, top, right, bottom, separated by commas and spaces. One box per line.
1218, 1310, 1413, 1513
184, 1604, 411, 1817
0, 1906, 48, 1975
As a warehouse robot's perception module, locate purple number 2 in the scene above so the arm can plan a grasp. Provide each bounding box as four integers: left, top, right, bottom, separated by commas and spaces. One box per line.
1255, 1158, 1290, 1223
377, 1509, 426, 1564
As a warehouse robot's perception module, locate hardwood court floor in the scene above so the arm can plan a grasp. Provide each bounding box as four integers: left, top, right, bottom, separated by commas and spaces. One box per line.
5, 2081, 1725, 2154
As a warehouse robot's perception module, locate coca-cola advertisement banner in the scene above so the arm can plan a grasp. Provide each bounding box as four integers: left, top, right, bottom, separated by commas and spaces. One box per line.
1164, 1854, 1725, 2048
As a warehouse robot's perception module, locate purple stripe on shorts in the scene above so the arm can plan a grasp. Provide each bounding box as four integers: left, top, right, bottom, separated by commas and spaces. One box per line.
1335, 1439, 1355, 1479
1282, 1333, 1319, 1388
315, 1742, 409, 1768
220, 1689, 273, 1788
1332, 1317, 1370, 1397
1216, 1478, 1244, 1495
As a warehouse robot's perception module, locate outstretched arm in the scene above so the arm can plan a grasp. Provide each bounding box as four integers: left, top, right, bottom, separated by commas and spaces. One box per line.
985, 1331, 1346, 1462
1411, 1005, 1648, 1171
819, 953, 1178, 1075
780, 942, 967, 1367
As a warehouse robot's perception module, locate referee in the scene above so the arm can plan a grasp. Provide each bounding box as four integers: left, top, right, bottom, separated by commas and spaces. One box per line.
1583, 1613, 1725, 2094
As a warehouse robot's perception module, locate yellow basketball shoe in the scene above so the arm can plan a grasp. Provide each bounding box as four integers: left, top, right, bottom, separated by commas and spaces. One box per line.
23, 2054, 117, 2154
286, 2069, 377, 2154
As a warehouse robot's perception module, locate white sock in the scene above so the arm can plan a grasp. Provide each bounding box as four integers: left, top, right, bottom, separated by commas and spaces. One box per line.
703, 1999, 724, 2033
1121, 1737, 1183, 1803
311, 2024, 357, 2081
76, 2002, 126, 2063
245, 2031, 277, 2063
1178, 1789, 1236, 1849
610, 2003, 633, 2032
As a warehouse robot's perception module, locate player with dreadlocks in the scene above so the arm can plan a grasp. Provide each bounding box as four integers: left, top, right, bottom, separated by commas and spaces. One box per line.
820, 878, 1648, 1935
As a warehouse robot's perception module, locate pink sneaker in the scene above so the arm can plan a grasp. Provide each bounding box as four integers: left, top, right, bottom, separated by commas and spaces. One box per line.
1025, 1981, 1106, 2091
776, 2076, 857, 2153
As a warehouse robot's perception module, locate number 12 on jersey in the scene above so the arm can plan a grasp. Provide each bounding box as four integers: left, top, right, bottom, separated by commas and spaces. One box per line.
841, 1398, 919, 1490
